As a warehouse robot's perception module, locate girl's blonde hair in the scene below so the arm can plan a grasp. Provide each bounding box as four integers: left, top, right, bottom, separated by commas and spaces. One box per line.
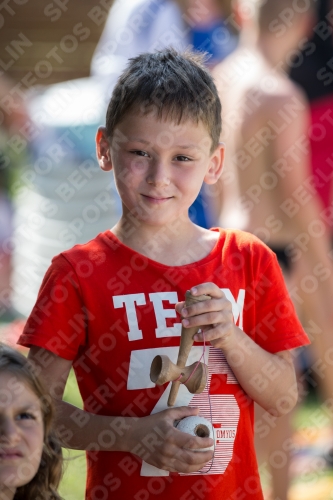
0, 343, 63, 500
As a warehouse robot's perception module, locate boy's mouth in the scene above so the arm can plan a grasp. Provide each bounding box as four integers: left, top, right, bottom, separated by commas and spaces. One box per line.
141, 194, 173, 203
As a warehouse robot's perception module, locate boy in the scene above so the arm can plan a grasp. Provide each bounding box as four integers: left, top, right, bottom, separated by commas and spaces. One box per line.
18, 49, 309, 500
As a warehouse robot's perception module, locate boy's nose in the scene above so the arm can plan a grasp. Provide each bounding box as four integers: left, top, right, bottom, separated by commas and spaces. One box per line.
146, 161, 170, 187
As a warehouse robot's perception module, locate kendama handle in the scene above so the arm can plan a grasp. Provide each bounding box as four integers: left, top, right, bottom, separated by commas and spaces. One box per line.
167, 290, 211, 407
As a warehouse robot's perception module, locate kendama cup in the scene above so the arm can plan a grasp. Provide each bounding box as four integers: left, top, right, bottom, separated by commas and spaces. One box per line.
150, 355, 207, 394
150, 291, 211, 406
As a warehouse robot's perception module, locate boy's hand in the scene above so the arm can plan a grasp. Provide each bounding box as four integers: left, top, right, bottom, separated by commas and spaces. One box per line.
126, 406, 213, 473
175, 283, 236, 350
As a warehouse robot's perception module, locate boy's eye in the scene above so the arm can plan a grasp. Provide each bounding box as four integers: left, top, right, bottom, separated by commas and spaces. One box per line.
174, 155, 191, 162
131, 150, 149, 157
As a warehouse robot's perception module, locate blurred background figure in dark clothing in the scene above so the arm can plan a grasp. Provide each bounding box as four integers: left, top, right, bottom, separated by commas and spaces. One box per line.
290, 0, 333, 223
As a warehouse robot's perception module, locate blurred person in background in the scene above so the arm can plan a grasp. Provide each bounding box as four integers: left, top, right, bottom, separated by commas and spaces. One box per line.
290, 0, 333, 233
213, 0, 333, 498
288, 0, 333, 470
91, 0, 238, 75
0, 76, 29, 322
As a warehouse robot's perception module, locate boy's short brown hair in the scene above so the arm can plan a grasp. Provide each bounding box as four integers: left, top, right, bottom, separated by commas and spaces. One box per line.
105, 48, 222, 152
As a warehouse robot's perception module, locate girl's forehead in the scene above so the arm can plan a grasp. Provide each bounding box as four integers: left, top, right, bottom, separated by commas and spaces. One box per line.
0, 371, 41, 410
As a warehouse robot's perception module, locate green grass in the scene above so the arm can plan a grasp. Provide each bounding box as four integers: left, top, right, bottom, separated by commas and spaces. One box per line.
293, 389, 331, 429
59, 450, 86, 500
63, 368, 84, 410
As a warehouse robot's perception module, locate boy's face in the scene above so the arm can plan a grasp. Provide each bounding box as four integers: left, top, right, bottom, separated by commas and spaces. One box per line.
96, 109, 224, 228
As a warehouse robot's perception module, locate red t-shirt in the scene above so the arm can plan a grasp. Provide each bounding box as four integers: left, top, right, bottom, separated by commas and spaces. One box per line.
18, 228, 309, 500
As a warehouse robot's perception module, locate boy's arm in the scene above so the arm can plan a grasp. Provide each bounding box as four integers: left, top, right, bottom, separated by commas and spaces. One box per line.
28, 346, 214, 473
176, 284, 299, 416
215, 330, 297, 416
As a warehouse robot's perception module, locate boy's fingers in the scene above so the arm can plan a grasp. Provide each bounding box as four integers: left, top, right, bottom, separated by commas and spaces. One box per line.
179, 434, 214, 451
167, 405, 199, 421
198, 324, 236, 350
164, 442, 213, 472
182, 310, 228, 329
195, 325, 230, 342
173, 426, 214, 448
173, 449, 213, 472
175, 301, 186, 314
190, 283, 223, 298
182, 297, 231, 318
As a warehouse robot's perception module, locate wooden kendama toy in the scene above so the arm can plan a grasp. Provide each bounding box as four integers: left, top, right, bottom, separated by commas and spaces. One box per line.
150, 290, 211, 406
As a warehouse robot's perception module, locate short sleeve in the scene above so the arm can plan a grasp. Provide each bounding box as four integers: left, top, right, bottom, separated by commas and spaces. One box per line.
252, 250, 310, 353
18, 254, 87, 360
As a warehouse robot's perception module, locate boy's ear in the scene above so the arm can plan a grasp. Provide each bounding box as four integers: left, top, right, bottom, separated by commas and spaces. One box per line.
204, 142, 225, 185
96, 126, 113, 171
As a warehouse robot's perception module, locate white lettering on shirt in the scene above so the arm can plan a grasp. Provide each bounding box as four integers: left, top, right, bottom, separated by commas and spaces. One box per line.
223, 289, 245, 329
149, 292, 181, 338
113, 293, 146, 340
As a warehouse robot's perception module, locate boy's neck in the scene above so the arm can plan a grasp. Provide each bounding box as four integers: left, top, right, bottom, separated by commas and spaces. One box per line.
111, 217, 218, 266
